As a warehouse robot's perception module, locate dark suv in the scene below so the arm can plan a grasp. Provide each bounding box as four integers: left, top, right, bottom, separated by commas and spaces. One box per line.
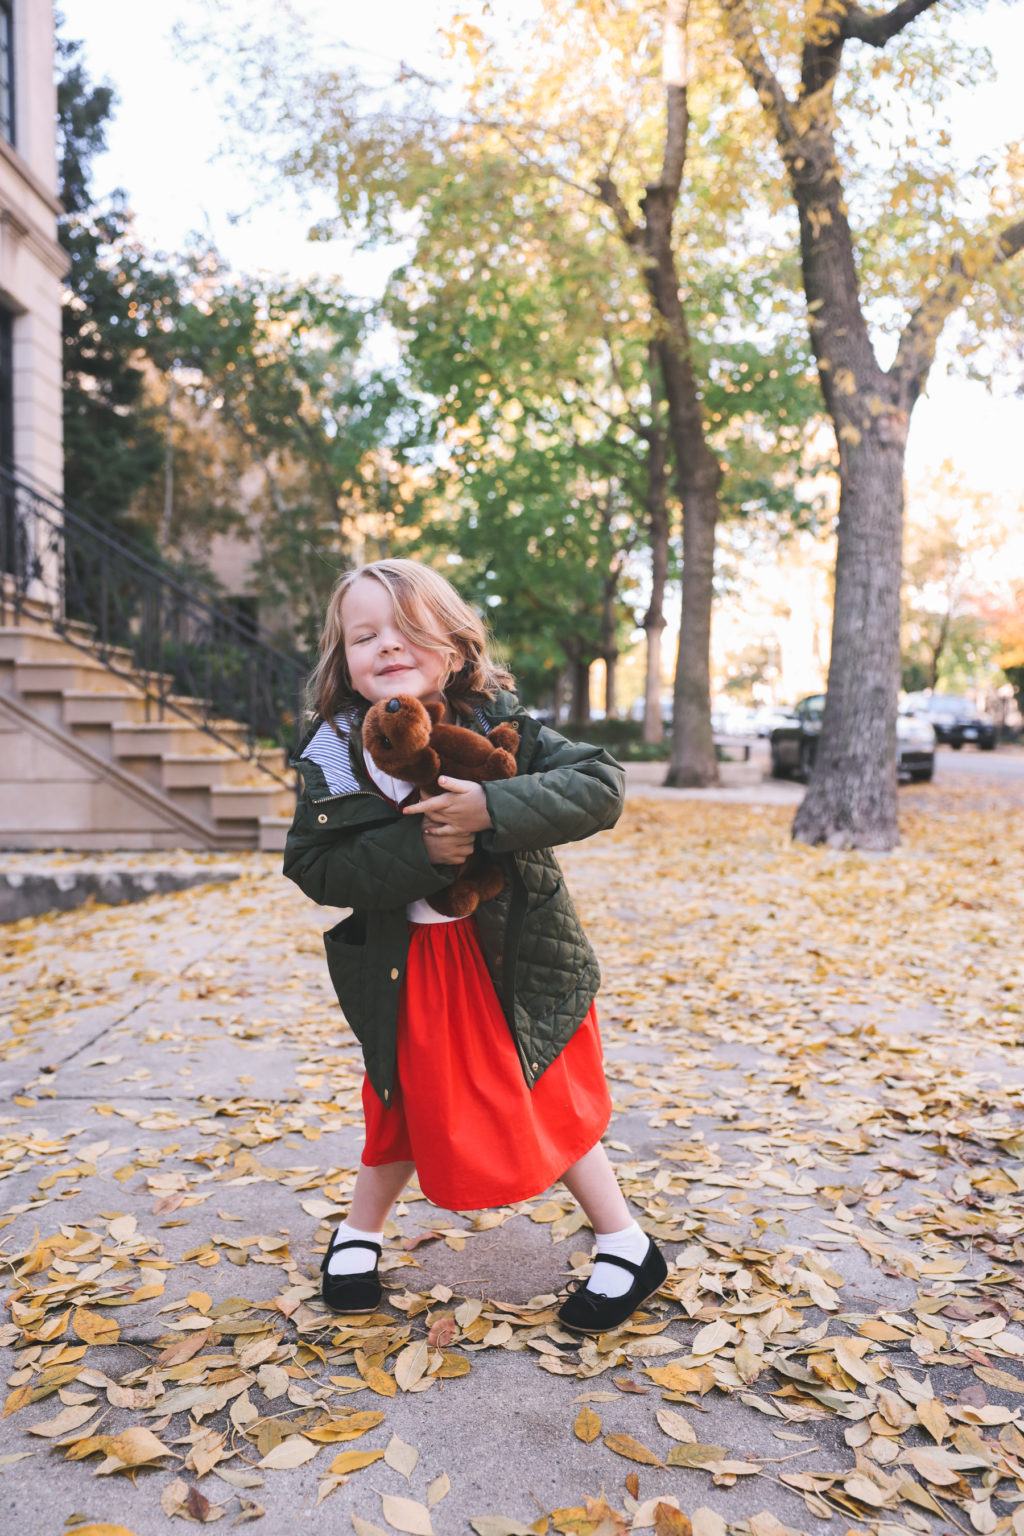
770, 694, 936, 781
903, 693, 997, 751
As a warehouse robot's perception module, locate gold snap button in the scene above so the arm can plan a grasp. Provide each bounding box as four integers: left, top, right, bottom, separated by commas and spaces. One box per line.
532, 1061, 539, 1070
317, 813, 328, 824
390, 968, 400, 981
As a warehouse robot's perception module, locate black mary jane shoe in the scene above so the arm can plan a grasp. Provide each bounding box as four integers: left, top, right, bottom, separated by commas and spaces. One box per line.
557, 1237, 668, 1337
320, 1235, 383, 1314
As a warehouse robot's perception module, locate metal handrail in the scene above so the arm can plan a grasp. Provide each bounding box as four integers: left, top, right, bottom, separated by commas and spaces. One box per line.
0, 466, 312, 785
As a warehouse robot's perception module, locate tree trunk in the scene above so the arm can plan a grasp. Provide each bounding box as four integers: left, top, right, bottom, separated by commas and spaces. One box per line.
642, 409, 669, 745
601, 570, 619, 720
792, 429, 905, 848
596, 5, 723, 786
643, 178, 722, 786
572, 655, 591, 723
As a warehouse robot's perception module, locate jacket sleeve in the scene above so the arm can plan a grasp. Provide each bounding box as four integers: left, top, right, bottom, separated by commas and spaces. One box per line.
282, 795, 457, 911
479, 728, 625, 855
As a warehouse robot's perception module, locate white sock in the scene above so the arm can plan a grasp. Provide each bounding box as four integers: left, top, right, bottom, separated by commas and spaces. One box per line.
326, 1220, 384, 1276
586, 1221, 650, 1298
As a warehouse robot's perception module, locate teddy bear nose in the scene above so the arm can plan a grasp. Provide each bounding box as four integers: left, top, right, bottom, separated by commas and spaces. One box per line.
386, 698, 401, 713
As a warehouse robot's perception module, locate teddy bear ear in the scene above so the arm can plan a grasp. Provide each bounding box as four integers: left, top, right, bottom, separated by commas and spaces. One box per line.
425, 702, 445, 724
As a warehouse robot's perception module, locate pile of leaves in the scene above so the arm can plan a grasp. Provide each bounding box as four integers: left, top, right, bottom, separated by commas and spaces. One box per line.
0, 777, 1022, 1534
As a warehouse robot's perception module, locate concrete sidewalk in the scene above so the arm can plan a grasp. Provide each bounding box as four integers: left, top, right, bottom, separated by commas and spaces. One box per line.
0, 791, 1022, 1535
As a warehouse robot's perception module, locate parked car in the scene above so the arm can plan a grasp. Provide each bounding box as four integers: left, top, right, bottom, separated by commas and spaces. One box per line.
751, 705, 797, 738
903, 693, 997, 750
711, 706, 758, 736
769, 694, 936, 782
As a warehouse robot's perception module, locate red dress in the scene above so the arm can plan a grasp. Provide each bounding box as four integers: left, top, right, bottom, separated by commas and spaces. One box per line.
361, 915, 611, 1211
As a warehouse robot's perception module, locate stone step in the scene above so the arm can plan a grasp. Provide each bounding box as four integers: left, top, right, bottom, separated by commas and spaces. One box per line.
259, 815, 293, 853
0, 626, 134, 669
11, 654, 150, 698
209, 782, 297, 823
63, 690, 154, 727
161, 751, 289, 791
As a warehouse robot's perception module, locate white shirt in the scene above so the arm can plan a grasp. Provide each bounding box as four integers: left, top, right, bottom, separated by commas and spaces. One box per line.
362, 755, 457, 925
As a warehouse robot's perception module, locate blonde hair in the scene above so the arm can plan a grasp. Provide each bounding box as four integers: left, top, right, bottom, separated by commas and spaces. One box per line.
310, 558, 515, 723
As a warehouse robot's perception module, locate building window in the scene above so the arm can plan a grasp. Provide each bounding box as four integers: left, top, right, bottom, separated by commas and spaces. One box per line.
0, 1, 12, 147
0, 308, 12, 468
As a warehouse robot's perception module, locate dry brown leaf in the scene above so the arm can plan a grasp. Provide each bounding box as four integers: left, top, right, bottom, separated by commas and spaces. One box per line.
574, 1407, 601, 1444
25, 1403, 98, 1438
603, 1433, 664, 1466
427, 1472, 450, 1508
394, 1341, 430, 1392
656, 1408, 697, 1444
653, 1506, 692, 1536
384, 1433, 419, 1480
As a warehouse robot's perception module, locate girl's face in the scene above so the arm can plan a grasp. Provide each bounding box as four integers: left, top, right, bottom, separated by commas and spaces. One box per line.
340, 578, 451, 705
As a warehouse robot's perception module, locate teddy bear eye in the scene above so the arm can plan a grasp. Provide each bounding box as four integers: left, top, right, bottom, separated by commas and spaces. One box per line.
380, 735, 392, 750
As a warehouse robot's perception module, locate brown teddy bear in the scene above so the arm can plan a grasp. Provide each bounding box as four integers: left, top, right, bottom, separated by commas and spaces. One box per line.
362, 694, 519, 917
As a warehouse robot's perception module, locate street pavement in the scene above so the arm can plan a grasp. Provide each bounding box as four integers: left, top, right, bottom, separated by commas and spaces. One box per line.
0, 759, 1022, 1536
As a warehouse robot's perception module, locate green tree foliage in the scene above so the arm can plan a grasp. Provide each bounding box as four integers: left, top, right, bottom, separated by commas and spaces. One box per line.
178, 1, 823, 735
145, 259, 426, 648
56, 27, 176, 531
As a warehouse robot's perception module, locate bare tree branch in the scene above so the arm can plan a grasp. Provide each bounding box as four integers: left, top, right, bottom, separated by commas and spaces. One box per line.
893, 216, 1024, 393
595, 172, 642, 246
843, 0, 942, 47
718, 0, 799, 144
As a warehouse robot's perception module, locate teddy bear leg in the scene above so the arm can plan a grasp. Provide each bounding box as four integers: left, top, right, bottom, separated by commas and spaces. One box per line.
429, 878, 480, 919
487, 724, 520, 755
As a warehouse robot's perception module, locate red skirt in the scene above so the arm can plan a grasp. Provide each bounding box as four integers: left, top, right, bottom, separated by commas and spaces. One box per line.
362, 916, 611, 1210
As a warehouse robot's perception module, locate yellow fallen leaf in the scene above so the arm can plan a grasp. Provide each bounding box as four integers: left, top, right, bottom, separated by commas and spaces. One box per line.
916, 1396, 951, 1443
306, 1411, 386, 1443
603, 1433, 664, 1466
573, 1406, 601, 1443
258, 1435, 319, 1470
327, 1448, 385, 1475
65, 1527, 143, 1536
666, 1444, 728, 1468
95, 1426, 173, 1474
71, 1309, 120, 1347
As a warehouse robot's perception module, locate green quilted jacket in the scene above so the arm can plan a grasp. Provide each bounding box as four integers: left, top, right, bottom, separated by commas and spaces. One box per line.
282, 689, 625, 1105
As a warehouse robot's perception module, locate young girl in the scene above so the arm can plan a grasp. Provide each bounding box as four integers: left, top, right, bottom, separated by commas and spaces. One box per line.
283, 559, 667, 1335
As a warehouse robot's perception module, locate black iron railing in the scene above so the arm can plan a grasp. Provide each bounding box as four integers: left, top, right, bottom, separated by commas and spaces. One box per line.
0, 466, 311, 785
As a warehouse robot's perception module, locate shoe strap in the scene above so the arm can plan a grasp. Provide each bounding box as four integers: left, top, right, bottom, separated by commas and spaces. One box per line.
328, 1237, 381, 1255
592, 1248, 645, 1278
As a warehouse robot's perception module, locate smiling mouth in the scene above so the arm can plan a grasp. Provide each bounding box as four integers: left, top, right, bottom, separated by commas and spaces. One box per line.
378, 665, 410, 676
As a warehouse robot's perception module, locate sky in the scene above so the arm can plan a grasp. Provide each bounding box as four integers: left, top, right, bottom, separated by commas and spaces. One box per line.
58, 0, 1024, 509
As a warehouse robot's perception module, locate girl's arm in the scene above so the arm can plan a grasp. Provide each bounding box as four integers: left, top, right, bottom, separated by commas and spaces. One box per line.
479, 728, 624, 853
283, 798, 461, 911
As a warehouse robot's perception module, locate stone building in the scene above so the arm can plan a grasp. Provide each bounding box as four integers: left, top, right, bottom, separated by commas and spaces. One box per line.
0, 0, 65, 495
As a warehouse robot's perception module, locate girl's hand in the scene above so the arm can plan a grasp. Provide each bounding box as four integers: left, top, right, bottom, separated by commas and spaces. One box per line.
422, 821, 475, 865
405, 777, 493, 835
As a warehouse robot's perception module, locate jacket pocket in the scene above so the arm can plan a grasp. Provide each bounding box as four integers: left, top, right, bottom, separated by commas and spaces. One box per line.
323, 911, 369, 1042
